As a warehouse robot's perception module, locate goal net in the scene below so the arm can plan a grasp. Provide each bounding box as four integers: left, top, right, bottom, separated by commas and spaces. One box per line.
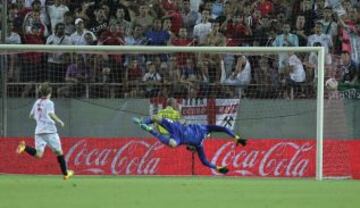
1, 45, 358, 179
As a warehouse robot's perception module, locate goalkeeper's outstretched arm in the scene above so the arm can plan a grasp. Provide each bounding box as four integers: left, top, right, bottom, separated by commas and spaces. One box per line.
195, 145, 217, 169
206, 125, 237, 138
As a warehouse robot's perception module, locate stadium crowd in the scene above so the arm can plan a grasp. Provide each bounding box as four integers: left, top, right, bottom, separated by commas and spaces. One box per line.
1, 0, 359, 99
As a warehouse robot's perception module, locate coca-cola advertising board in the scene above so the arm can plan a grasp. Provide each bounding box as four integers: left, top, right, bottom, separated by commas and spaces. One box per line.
1, 138, 360, 178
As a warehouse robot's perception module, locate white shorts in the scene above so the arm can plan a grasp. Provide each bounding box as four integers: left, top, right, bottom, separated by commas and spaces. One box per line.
35, 133, 62, 154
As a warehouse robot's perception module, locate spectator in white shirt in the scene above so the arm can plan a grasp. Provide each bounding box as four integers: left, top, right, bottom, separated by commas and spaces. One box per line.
143, 61, 162, 97
272, 23, 299, 72
222, 56, 251, 98
70, 18, 96, 45
307, 22, 333, 64
47, 0, 69, 33
193, 9, 212, 45
46, 23, 72, 82
284, 53, 306, 99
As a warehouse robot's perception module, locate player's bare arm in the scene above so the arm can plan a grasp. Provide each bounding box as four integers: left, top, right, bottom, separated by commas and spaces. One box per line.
49, 113, 65, 127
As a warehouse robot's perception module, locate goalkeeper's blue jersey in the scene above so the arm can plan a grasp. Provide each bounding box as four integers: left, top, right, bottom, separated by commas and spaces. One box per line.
160, 119, 208, 146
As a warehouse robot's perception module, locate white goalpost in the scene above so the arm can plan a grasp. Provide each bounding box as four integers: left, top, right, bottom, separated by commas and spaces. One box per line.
0, 44, 326, 180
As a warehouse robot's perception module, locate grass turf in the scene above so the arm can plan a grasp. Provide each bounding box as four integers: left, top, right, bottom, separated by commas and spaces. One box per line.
0, 175, 359, 208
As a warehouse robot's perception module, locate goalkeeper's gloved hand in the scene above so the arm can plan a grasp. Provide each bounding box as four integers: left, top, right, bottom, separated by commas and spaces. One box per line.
216, 166, 229, 174
235, 135, 247, 146
186, 145, 197, 152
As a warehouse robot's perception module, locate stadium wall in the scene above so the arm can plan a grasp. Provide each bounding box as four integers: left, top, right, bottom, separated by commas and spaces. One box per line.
1, 138, 360, 179
4, 98, 360, 139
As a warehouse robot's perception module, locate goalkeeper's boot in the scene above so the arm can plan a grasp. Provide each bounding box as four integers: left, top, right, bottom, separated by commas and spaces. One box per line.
16, 141, 26, 154
132, 117, 153, 132
132, 117, 143, 125
235, 135, 247, 146
216, 166, 229, 174
63, 170, 74, 180
140, 123, 153, 132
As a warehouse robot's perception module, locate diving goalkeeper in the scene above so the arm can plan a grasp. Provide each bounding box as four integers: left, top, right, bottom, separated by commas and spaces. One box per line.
133, 115, 247, 174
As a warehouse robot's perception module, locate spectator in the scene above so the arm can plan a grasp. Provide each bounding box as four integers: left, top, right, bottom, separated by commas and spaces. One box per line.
98, 22, 125, 95
256, 0, 273, 17
162, 18, 174, 37
125, 25, 147, 46
301, 0, 318, 33
22, 23, 45, 83
190, 0, 202, 12
109, 7, 132, 36
222, 13, 252, 46
98, 22, 124, 46
143, 61, 162, 97
272, 23, 299, 71
319, 7, 338, 39
124, 25, 147, 67
197, 60, 211, 97
47, 0, 69, 32
307, 22, 333, 64
70, 18, 97, 45
124, 59, 144, 97
5, 20, 22, 44
193, 9, 212, 45
161, 0, 178, 12
170, 27, 194, 67
181, 0, 201, 38
206, 20, 225, 46
211, 0, 225, 19
46, 23, 72, 82
74, 1, 93, 22
133, 5, 154, 32
145, 19, 170, 45
222, 56, 252, 98
340, 51, 358, 84
180, 58, 197, 82
292, 15, 308, 46
253, 57, 279, 98
216, 1, 234, 25
284, 52, 306, 99
58, 55, 90, 97
164, 8, 183, 35
273, 23, 296, 44
23, 10, 48, 37
5, 20, 22, 83
242, 3, 253, 29
63, 11, 75, 36
22, 0, 49, 37
22, 0, 46, 9
88, 7, 109, 36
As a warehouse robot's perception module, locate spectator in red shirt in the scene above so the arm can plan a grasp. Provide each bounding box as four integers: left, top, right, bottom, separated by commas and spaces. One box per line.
222, 14, 252, 46
22, 23, 45, 82
170, 27, 194, 67
161, 0, 178, 11
98, 22, 125, 85
163, 9, 183, 34
257, 0, 273, 17
126, 59, 143, 84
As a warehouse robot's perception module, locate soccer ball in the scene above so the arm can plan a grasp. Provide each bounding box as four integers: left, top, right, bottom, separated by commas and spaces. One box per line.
325, 78, 338, 90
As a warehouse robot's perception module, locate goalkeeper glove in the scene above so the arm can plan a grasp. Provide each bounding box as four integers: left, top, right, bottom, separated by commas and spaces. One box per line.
216, 166, 229, 174
235, 135, 247, 146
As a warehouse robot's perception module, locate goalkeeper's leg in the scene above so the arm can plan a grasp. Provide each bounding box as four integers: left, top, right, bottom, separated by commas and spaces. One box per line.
133, 117, 179, 147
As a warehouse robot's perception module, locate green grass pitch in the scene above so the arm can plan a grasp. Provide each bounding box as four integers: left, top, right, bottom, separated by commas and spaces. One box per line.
1, 175, 359, 208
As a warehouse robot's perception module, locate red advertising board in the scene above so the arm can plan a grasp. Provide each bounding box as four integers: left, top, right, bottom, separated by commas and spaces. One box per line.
1, 138, 359, 179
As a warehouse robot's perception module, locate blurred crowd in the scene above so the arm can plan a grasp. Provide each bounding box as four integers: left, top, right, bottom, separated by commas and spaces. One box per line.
1, 0, 359, 99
